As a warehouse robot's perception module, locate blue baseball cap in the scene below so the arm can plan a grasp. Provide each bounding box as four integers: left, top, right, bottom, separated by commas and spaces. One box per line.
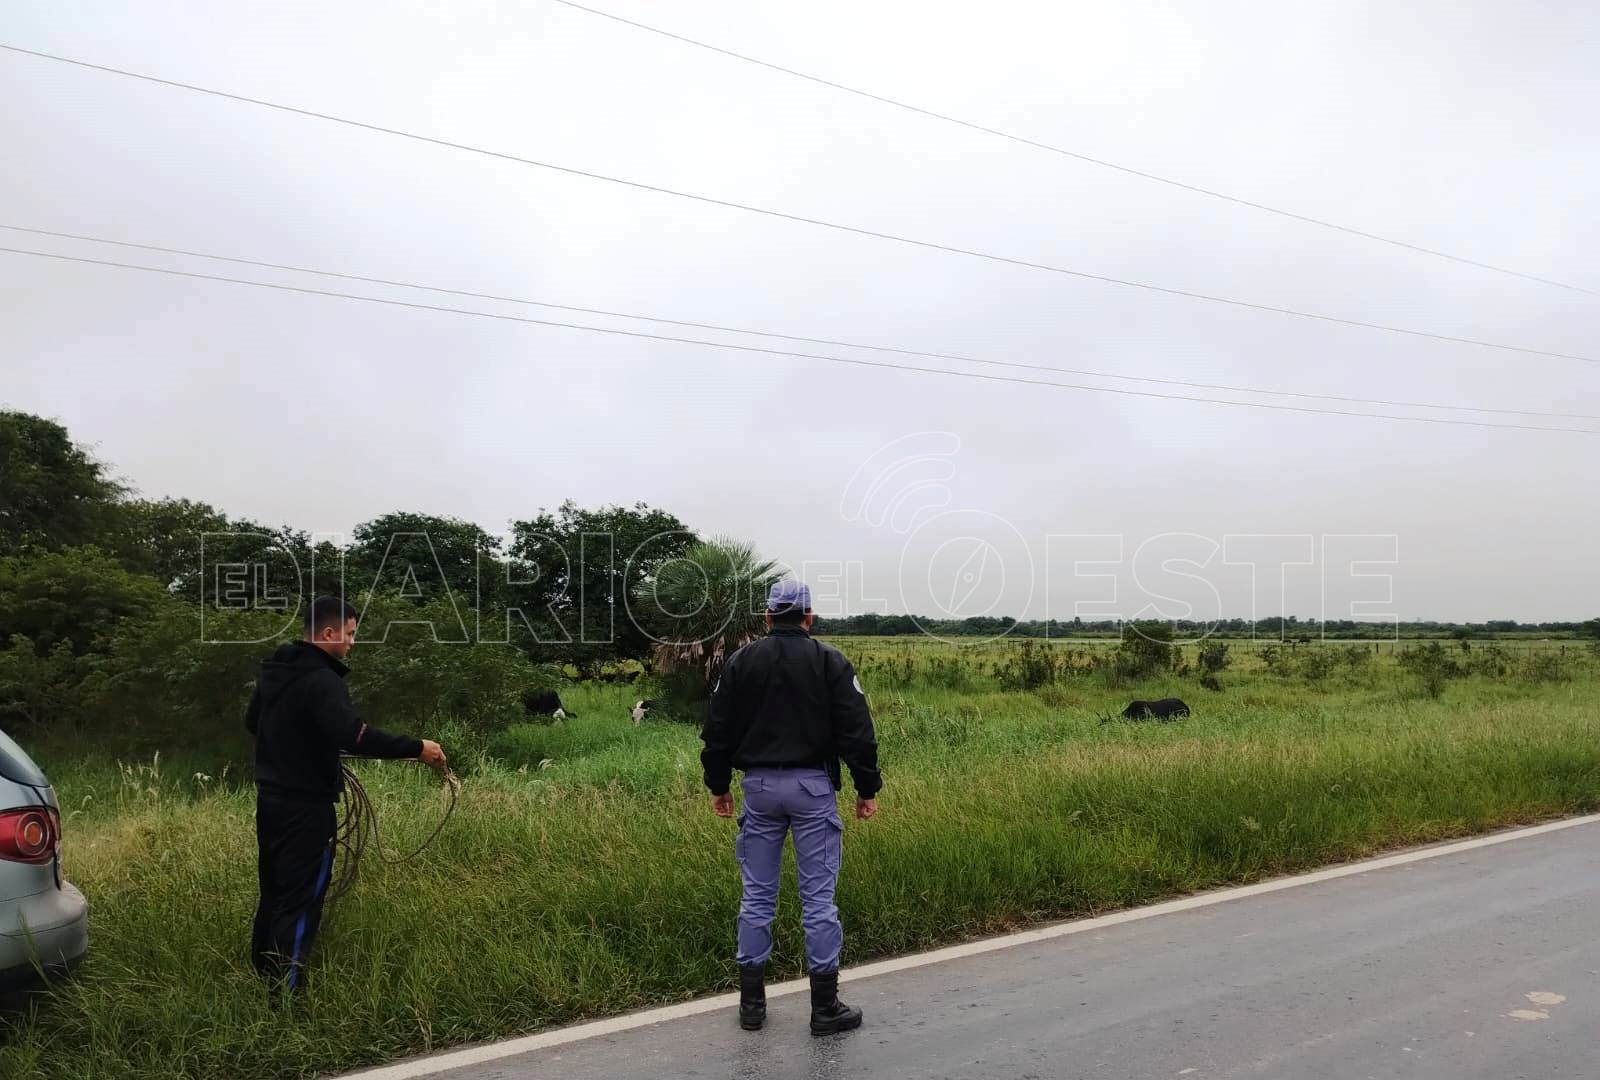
767, 579, 811, 612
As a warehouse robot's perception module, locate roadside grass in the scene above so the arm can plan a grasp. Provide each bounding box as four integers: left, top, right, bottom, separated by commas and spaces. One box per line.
1, 657, 1597, 1079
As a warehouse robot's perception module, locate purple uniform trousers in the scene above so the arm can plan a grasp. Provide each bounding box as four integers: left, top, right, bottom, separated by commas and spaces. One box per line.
735, 767, 844, 973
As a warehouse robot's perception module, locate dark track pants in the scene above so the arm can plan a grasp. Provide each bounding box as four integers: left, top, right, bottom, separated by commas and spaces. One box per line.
251, 795, 337, 991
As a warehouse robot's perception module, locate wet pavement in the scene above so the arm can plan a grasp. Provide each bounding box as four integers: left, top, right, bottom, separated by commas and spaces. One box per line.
356, 820, 1600, 1080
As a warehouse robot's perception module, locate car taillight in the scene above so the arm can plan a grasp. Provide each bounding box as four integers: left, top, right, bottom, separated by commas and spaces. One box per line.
0, 807, 58, 864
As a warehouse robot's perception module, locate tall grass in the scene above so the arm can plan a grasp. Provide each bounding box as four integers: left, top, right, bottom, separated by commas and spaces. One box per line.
1, 652, 1597, 1079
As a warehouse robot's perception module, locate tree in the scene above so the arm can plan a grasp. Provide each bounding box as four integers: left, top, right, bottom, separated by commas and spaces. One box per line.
191, 518, 324, 615
102, 496, 322, 608
0, 411, 124, 552
103, 497, 230, 594
1254, 616, 1286, 640
508, 501, 696, 675
0, 635, 83, 729
0, 546, 163, 656
348, 511, 502, 606
641, 537, 779, 695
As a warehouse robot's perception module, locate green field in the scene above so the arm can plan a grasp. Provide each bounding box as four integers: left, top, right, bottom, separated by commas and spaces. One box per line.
2, 637, 1597, 1080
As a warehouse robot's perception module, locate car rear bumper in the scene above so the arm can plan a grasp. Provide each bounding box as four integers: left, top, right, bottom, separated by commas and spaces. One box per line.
0, 881, 88, 991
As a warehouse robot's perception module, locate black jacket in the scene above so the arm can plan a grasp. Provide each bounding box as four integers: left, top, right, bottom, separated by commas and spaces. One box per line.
245, 641, 421, 803
702, 626, 881, 798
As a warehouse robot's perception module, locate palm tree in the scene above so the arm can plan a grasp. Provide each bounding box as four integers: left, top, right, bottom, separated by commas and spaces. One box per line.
638, 536, 779, 693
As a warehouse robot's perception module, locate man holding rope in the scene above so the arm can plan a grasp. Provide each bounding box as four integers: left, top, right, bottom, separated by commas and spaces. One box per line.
244, 595, 446, 993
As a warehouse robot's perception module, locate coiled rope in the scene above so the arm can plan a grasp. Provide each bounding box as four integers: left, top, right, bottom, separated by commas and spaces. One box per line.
328, 760, 461, 905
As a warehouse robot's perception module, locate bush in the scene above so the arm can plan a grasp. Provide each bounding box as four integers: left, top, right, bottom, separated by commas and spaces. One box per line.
1260, 645, 1293, 676
993, 641, 1060, 691
1519, 650, 1571, 685
653, 663, 713, 719
1342, 645, 1375, 671
346, 594, 558, 736
1298, 647, 1337, 684
1034, 683, 1081, 709
1197, 641, 1231, 675
73, 600, 287, 746
1465, 644, 1511, 678
1115, 622, 1174, 678
0, 597, 290, 752
1397, 642, 1462, 699
859, 653, 915, 691
923, 655, 974, 691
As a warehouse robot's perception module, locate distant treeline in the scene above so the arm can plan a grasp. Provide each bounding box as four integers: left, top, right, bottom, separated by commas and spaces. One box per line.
813, 613, 1600, 640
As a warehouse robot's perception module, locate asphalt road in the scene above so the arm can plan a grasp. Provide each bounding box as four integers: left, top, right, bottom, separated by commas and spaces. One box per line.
365, 820, 1600, 1080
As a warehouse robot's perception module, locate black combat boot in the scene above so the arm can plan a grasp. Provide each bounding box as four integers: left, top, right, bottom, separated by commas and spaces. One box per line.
738, 964, 767, 1030
808, 971, 863, 1035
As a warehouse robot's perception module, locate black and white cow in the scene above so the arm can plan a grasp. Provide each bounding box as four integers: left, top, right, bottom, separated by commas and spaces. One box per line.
523, 688, 575, 720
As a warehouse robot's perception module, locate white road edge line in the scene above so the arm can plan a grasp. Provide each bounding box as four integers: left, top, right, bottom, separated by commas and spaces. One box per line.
342, 812, 1600, 1079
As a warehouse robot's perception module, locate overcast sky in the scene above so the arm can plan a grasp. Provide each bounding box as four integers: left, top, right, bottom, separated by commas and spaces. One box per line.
3, 0, 1596, 624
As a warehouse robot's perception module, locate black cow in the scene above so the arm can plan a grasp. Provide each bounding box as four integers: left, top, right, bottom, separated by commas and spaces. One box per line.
523, 688, 575, 719
1121, 697, 1190, 721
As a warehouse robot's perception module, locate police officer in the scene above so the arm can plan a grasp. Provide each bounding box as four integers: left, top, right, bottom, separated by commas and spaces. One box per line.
244, 595, 446, 992
702, 579, 882, 1035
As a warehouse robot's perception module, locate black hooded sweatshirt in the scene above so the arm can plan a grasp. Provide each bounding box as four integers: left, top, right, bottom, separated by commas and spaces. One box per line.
245, 640, 422, 803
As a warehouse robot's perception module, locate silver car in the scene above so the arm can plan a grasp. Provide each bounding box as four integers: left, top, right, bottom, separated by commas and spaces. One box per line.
0, 727, 87, 991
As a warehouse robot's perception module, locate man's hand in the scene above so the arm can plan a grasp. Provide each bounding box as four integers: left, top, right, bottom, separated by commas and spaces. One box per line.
418, 740, 448, 770
711, 792, 735, 818
856, 798, 878, 820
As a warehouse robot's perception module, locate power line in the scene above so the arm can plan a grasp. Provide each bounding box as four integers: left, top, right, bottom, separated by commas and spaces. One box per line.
4, 243, 1595, 436
5, 222, 1594, 423
2, 42, 1593, 366
549, 0, 1599, 299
